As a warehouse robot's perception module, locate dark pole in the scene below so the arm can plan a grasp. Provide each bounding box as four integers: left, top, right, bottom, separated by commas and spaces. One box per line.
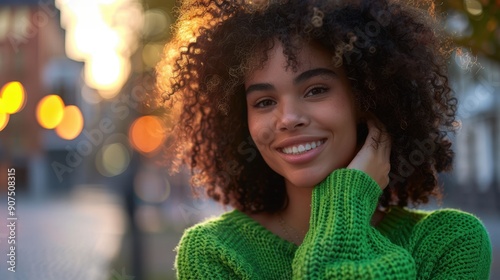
124, 152, 144, 280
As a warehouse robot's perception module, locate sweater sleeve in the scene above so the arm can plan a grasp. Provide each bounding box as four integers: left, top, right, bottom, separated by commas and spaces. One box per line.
408, 209, 492, 280
292, 168, 417, 279
175, 226, 240, 280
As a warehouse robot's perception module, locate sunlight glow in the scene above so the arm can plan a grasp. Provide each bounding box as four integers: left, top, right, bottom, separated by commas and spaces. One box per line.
57, 0, 144, 94
84, 52, 130, 98
66, 19, 120, 61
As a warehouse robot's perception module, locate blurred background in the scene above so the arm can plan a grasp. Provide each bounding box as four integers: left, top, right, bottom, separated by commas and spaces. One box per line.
0, 0, 498, 279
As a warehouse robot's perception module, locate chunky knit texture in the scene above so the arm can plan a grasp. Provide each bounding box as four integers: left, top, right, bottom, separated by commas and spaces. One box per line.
175, 169, 492, 279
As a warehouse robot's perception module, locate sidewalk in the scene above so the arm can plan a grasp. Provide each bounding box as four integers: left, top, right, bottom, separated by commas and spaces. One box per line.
0, 187, 127, 280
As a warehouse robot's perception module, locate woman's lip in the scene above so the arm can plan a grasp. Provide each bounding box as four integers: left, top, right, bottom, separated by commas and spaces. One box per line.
277, 139, 327, 165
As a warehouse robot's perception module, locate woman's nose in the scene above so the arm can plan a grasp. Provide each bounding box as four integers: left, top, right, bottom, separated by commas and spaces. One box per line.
276, 100, 308, 131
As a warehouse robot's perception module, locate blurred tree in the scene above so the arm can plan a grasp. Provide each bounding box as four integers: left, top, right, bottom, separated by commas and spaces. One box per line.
141, 0, 500, 63
440, 0, 500, 63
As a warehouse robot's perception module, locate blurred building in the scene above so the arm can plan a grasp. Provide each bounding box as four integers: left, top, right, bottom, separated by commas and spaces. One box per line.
448, 53, 500, 213
0, 0, 83, 195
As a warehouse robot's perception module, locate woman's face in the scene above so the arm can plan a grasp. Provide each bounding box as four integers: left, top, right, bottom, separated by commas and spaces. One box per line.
245, 41, 359, 188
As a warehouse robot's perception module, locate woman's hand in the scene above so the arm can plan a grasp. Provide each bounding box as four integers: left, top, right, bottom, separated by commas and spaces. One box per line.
347, 118, 391, 190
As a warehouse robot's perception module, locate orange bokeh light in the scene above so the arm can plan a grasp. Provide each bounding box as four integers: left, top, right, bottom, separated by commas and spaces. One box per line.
36, 95, 65, 129
129, 115, 165, 154
55, 105, 84, 140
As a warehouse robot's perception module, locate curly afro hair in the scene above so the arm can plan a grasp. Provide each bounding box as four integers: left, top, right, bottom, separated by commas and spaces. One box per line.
156, 0, 457, 214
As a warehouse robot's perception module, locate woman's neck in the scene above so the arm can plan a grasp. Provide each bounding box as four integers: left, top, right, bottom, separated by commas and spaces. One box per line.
280, 181, 314, 238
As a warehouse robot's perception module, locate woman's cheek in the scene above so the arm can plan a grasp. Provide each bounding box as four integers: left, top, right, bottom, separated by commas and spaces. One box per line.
248, 116, 276, 147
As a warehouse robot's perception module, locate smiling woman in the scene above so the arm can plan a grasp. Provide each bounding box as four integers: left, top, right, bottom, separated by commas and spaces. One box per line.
156, 0, 492, 279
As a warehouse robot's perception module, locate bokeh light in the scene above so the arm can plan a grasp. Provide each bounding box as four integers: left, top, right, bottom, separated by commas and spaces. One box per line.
55, 105, 84, 140
142, 9, 171, 39
129, 115, 165, 154
464, 0, 483, 16
36, 95, 65, 129
0, 99, 10, 131
0, 81, 26, 114
96, 142, 131, 177
142, 43, 163, 68
134, 167, 171, 203
64, 13, 103, 61
445, 11, 472, 39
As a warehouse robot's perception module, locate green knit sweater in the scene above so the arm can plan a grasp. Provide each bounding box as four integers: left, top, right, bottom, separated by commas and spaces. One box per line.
175, 169, 492, 279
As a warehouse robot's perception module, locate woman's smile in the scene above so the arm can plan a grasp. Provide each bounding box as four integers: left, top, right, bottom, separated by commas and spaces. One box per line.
279, 139, 325, 155
276, 137, 327, 164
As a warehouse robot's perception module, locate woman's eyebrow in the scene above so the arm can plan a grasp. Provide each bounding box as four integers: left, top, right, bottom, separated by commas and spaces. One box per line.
245, 68, 336, 95
245, 83, 274, 96
294, 68, 337, 85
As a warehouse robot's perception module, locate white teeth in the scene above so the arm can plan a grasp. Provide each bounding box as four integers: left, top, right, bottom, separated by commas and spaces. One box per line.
281, 140, 324, 155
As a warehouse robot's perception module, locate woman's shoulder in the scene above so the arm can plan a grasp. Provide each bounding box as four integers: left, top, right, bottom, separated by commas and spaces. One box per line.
387, 207, 491, 257
175, 210, 248, 262
177, 210, 280, 247
381, 206, 487, 230
409, 208, 490, 246
179, 210, 247, 240
377, 206, 490, 248
392, 207, 488, 234
405, 208, 492, 278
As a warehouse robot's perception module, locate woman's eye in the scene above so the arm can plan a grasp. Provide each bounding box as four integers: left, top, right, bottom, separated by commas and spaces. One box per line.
305, 87, 328, 97
254, 99, 276, 108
